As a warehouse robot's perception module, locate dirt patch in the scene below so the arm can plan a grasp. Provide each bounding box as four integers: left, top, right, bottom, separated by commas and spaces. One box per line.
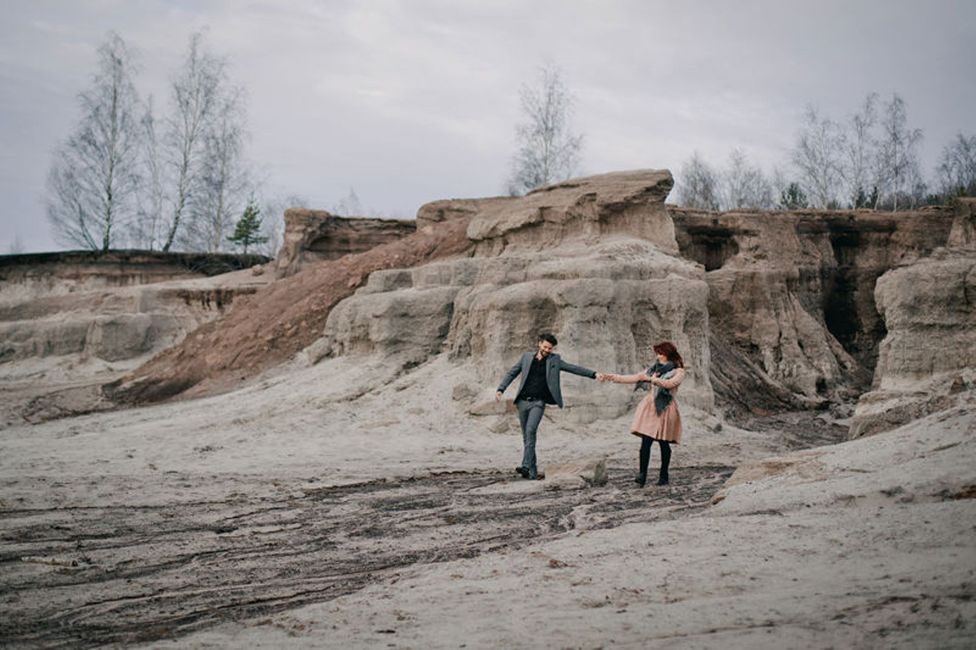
105, 217, 473, 406
0, 465, 732, 647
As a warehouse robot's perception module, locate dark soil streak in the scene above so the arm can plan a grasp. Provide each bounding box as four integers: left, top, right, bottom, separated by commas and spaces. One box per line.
0, 465, 732, 647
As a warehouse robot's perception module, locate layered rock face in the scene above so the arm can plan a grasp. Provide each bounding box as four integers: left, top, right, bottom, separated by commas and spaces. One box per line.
670, 207, 955, 413
274, 209, 416, 278
315, 170, 713, 424
0, 250, 265, 303
466, 169, 678, 256
850, 199, 976, 436
0, 253, 267, 364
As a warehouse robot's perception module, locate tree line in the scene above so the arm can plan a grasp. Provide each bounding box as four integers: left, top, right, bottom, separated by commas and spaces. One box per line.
503, 68, 975, 212
47, 32, 285, 254
675, 93, 976, 212
51, 43, 975, 257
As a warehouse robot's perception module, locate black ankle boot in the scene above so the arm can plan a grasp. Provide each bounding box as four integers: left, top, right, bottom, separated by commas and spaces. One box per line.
657, 472, 669, 486
635, 473, 647, 487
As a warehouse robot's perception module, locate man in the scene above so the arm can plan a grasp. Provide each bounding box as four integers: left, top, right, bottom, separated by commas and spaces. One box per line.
495, 333, 603, 480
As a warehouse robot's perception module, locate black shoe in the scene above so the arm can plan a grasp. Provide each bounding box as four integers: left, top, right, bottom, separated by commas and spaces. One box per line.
657, 475, 669, 486
635, 473, 647, 487
515, 466, 529, 478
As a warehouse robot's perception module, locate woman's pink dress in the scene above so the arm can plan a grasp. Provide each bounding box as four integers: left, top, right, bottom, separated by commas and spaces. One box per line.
629, 367, 686, 444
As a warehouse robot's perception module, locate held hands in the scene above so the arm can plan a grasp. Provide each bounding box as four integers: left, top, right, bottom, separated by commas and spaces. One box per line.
596, 372, 657, 384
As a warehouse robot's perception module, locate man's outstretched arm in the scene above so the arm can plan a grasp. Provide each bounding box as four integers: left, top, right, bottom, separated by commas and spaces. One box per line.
557, 358, 598, 379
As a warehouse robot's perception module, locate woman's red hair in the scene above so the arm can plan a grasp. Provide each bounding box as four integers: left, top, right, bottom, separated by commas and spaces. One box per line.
653, 341, 684, 368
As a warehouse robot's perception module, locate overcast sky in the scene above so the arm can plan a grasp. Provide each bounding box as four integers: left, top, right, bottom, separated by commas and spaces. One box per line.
2, 0, 975, 253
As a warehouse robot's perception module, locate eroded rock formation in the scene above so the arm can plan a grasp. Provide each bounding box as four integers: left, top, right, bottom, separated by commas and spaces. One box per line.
107, 215, 472, 404
314, 171, 713, 424
0, 253, 268, 365
670, 207, 956, 414
849, 199, 976, 436
26, 168, 957, 440
274, 209, 416, 278
0, 250, 266, 302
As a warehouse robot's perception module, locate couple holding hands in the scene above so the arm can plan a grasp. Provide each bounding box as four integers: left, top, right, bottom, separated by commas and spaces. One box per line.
495, 333, 686, 487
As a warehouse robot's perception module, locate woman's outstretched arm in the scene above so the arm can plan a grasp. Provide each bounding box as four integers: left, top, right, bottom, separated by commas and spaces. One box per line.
606, 372, 652, 384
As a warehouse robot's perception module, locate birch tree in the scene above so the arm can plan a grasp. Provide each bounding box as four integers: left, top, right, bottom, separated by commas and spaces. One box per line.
332, 187, 364, 216
47, 33, 142, 251
936, 133, 976, 199
129, 95, 165, 249
160, 33, 225, 251
675, 152, 721, 210
842, 93, 879, 208
508, 64, 583, 195
875, 93, 923, 211
791, 106, 844, 208
184, 88, 250, 252
722, 149, 774, 210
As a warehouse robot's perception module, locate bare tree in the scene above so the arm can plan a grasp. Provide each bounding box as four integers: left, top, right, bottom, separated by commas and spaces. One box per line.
508, 64, 583, 195
129, 95, 165, 249
332, 187, 364, 216
842, 93, 879, 208
47, 32, 142, 251
791, 106, 845, 208
722, 149, 774, 210
8, 235, 25, 255
160, 32, 226, 251
256, 192, 307, 258
675, 152, 720, 210
875, 93, 923, 211
184, 88, 250, 252
936, 133, 976, 199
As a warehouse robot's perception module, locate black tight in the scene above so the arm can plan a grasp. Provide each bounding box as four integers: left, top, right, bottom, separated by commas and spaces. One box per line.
638, 437, 671, 477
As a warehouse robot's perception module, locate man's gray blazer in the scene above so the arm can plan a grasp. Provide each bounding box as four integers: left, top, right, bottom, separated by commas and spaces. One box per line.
497, 352, 597, 408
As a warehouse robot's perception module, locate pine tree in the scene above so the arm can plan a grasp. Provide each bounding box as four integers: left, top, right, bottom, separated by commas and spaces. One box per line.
779, 182, 809, 209
226, 202, 267, 254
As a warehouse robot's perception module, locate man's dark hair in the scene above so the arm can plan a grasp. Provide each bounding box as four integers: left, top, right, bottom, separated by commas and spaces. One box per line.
538, 332, 558, 346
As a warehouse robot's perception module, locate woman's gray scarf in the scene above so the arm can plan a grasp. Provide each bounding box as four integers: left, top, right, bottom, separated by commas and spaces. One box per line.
647, 361, 676, 415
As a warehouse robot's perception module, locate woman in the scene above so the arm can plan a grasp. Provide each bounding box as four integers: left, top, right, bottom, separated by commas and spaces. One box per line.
605, 342, 686, 487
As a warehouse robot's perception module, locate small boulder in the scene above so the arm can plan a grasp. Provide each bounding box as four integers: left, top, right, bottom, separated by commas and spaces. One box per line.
544, 458, 608, 490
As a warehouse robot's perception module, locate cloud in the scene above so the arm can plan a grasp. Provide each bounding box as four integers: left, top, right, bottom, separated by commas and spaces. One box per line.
2, 0, 975, 251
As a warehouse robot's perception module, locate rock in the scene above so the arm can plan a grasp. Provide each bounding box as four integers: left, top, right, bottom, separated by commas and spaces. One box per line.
467, 400, 509, 416
544, 458, 608, 490
109, 212, 473, 405
251, 264, 264, 276
671, 206, 956, 414
315, 172, 711, 425
466, 170, 677, 255
849, 253, 976, 435
486, 417, 512, 434
320, 237, 713, 424
710, 450, 827, 504
86, 314, 156, 362
0, 250, 268, 303
274, 209, 416, 278
947, 197, 976, 249
849, 200, 976, 437
320, 285, 461, 364
451, 383, 478, 402
416, 198, 507, 231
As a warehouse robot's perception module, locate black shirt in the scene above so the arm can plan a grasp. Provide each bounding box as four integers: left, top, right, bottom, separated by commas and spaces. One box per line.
517, 355, 554, 403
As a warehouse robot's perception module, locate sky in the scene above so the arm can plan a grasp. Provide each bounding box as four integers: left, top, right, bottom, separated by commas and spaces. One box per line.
2, 0, 975, 253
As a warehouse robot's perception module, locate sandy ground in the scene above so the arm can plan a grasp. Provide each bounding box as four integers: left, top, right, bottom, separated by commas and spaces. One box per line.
1, 353, 974, 648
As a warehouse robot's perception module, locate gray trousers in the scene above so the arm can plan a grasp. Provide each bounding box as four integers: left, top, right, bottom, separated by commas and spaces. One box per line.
516, 398, 546, 478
